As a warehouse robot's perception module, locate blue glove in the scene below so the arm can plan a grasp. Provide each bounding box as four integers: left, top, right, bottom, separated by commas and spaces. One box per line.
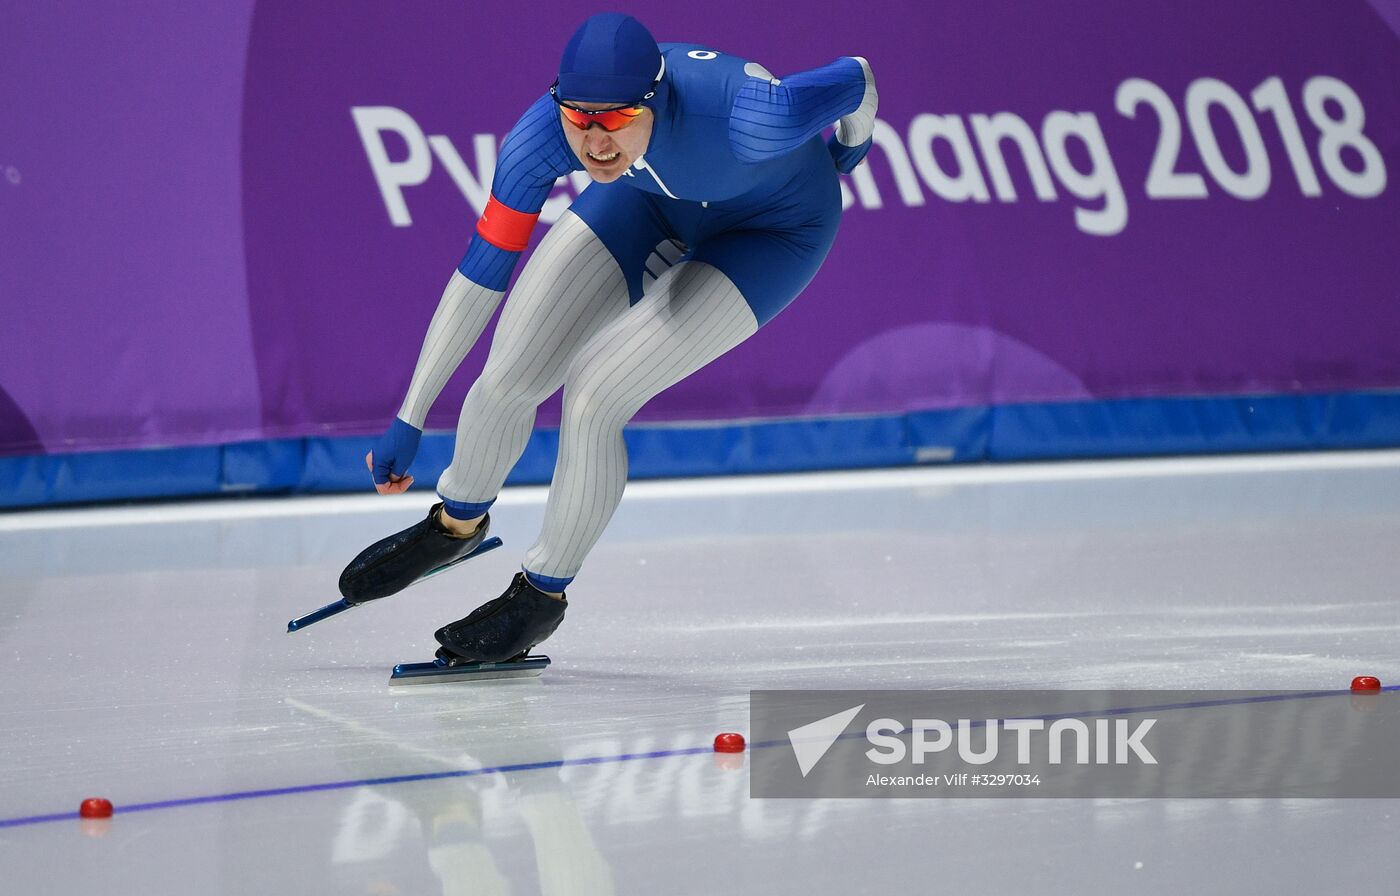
827, 133, 873, 174
370, 417, 422, 485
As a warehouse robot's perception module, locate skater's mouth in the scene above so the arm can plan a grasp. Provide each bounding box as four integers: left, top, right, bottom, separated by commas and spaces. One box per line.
586, 150, 622, 164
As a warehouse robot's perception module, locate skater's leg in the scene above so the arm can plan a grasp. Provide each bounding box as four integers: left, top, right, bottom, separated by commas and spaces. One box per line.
435, 210, 632, 522
521, 197, 844, 590
430, 209, 841, 662
429, 263, 757, 662
337, 208, 634, 605
521, 260, 760, 590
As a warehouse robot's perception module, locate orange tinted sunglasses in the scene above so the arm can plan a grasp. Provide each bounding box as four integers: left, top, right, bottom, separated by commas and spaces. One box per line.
550, 82, 647, 132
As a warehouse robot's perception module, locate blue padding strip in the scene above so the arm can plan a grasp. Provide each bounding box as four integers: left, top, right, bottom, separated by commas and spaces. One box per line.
3, 391, 1399, 508
0, 439, 306, 508
985, 391, 1400, 460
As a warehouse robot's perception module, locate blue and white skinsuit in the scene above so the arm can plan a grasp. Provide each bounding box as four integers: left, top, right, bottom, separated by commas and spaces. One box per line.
381, 45, 878, 592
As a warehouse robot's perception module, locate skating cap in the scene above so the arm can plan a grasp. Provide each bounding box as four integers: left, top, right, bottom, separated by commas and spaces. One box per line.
557, 13, 664, 105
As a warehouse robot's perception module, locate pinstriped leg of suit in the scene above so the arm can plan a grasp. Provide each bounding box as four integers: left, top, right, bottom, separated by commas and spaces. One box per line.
436, 211, 632, 511
522, 261, 759, 586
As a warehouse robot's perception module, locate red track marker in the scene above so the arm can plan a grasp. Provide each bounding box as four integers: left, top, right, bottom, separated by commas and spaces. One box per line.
1350, 676, 1382, 692
79, 798, 114, 819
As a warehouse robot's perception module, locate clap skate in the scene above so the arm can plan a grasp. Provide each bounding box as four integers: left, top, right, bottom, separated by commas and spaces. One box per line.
388, 572, 566, 685
287, 503, 502, 632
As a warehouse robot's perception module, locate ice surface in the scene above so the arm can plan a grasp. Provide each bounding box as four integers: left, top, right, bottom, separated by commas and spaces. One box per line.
2, 452, 1398, 893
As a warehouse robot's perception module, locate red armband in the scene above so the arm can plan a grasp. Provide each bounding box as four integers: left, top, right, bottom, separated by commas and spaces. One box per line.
476, 195, 540, 252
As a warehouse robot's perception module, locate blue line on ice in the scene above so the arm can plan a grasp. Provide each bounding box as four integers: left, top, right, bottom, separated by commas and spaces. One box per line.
2, 685, 1393, 830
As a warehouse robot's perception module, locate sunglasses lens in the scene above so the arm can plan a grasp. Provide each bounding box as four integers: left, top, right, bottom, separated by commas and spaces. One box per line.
559, 107, 592, 129
559, 105, 644, 131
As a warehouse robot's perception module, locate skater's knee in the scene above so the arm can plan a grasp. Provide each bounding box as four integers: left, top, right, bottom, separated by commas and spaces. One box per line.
560, 380, 616, 428
469, 364, 547, 410
561, 359, 636, 427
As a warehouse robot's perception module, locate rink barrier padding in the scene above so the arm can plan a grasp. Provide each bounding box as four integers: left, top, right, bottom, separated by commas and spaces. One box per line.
2, 390, 1399, 508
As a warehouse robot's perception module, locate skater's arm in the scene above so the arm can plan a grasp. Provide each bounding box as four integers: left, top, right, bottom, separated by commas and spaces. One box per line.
728, 56, 878, 171
459, 93, 582, 292
392, 94, 580, 427
367, 96, 578, 492
396, 271, 499, 429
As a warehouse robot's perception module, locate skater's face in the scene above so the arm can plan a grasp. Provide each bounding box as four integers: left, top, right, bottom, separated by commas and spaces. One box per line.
560, 102, 653, 183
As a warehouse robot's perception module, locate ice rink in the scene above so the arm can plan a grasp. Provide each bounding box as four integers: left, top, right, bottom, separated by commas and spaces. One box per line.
3, 450, 1398, 894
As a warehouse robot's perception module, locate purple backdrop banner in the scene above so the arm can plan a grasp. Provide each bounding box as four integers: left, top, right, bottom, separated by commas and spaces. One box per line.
2, 0, 1398, 458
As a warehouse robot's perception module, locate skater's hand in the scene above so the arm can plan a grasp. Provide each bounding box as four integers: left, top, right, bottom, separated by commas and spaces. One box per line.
367, 417, 422, 495
366, 453, 413, 494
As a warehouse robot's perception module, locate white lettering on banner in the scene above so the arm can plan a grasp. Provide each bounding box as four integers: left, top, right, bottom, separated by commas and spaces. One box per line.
1115, 78, 1210, 199
352, 75, 1388, 236
842, 119, 924, 211
1303, 76, 1387, 198
970, 112, 1058, 202
1252, 76, 1322, 196
351, 106, 432, 227
1185, 78, 1271, 200
427, 133, 497, 214
908, 113, 992, 203
1041, 111, 1126, 236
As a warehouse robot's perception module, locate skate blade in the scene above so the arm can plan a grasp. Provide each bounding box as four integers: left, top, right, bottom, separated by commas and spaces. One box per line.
389, 654, 550, 686
287, 536, 504, 633
287, 598, 354, 632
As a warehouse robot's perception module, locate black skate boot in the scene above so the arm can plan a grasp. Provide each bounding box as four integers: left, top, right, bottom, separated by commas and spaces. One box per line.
338, 504, 495, 605
433, 573, 567, 665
